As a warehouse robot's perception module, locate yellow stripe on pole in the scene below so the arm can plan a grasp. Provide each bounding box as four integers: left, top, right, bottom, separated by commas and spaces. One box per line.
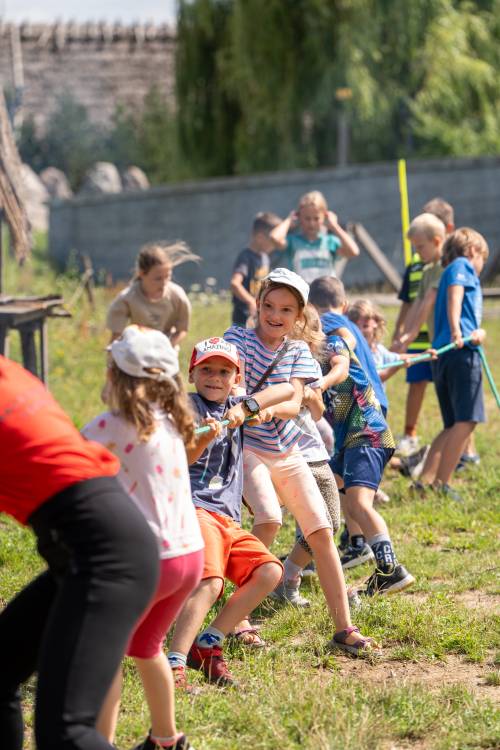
398, 158, 412, 266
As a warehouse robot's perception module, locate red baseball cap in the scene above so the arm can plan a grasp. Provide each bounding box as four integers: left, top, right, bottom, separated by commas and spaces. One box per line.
189, 337, 240, 372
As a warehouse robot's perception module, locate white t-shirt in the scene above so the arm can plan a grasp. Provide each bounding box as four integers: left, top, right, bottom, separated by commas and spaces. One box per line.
296, 360, 330, 462
83, 410, 204, 560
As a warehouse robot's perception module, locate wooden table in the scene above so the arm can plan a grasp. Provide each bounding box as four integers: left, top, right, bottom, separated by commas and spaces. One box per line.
0, 295, 68, 383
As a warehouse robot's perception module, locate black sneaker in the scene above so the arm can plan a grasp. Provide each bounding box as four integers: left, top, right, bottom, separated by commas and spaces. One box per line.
340, 543, 375, 570
338, 524, 350, 552
364, 565, 415, 596
132, 734, 194, 750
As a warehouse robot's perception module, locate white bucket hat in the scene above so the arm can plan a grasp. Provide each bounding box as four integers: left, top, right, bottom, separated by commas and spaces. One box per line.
264, 267, 309, 305
110, 325, 179, 381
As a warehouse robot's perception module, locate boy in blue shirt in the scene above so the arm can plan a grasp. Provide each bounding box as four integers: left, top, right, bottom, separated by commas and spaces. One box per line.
309, 277, 415, 595
167, 338, 291, 687
416, 228, 488, 500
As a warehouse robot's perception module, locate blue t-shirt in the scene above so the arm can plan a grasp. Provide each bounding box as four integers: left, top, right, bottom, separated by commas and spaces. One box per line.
433, 257, 483, 350
189, 393, 243, 523
320, 311, 388, 412
286, 232, 341, 284
322, 335, 394, 452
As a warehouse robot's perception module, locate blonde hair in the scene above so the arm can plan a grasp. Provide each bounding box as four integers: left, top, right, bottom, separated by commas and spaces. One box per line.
348, 299, 387, 344
135, 241, 201, 278
298, 190, 328, 214
442, 227, 489, 268
258, 280, 322, 349
108, 363, 196, 447
407, 213, 446, 241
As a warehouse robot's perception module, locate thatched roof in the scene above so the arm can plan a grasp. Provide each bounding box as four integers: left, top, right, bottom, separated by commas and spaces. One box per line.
0, 91, 30, 262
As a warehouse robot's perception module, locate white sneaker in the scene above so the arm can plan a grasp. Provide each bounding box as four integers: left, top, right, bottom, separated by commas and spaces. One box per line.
410, 445, 430, 480
269, 578, 310, 607
395, 435, 420, 457
374, 488, 390, 504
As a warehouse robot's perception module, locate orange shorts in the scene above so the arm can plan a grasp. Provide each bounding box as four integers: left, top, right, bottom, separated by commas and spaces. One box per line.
195, 507, 282, 596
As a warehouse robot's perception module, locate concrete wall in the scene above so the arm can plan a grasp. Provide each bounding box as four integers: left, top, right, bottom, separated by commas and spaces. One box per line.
49, 156, 500, 290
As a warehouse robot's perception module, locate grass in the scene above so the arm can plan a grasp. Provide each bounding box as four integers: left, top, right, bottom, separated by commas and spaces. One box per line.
1, 240, 499, 749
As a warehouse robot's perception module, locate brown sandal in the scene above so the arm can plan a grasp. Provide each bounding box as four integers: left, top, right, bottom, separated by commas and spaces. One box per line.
228, 627, 266, 648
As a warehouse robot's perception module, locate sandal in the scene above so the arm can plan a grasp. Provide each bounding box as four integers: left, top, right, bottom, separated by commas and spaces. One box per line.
228, 627, 266, 648
327, 626, 380, 657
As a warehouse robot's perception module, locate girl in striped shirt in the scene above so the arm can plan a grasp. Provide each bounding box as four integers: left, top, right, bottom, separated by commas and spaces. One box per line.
225, 268, 377, 656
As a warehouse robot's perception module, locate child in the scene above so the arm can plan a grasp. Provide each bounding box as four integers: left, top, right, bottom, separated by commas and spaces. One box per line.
391, 200, 455, 456
270, 190, 359, 284
0, 356, 158, 750
106, 241, 200, 348
394, 214, 446, 353
225, 268, 377, 655
309, 276, 415, 595
83, 326, 204, 750
230, 211, 282, 326
272, 303, 341, 604
348, 299, 413, 386
167, 337, 292, 687
415, 228, 488, 499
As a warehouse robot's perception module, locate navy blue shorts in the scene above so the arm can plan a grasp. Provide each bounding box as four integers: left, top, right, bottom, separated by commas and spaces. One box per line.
406, 360, 433, 383
329, 446, 394, 491
434, 348, 485, 428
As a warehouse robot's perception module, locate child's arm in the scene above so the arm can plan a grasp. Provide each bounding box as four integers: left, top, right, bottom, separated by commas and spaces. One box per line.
333, 325, 357, 351
230, 272, 257, 318
269, 211, 296, 250
302, 385, 325, 421
224, 382, 295, 427
321, 353, 349, 391
325, 211, 360, 258
248, 377, 305, 422
185, 418, 222, 465
399, 288, 437, 348
391, 302, 410, 344
447, 284, 465, 347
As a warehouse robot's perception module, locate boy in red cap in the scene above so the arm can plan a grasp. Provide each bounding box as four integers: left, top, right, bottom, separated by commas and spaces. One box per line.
167, 337, 292, 687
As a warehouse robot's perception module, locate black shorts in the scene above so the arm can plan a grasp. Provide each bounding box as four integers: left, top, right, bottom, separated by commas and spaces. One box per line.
434, 348, 485, 428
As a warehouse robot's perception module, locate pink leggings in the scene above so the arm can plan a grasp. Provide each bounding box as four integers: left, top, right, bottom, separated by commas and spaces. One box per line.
127, 548, 204, 659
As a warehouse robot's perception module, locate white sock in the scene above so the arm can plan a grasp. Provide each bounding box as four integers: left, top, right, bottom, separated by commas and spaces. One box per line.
196, 625, 225, 648
284, 558, 302, 581
167, 651, 187, 669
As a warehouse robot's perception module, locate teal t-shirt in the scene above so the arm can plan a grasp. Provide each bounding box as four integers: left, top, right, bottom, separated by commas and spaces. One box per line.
286, 231, 341, 283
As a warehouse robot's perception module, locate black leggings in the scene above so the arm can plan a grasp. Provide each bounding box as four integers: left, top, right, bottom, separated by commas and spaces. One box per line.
0, 477, 159, 750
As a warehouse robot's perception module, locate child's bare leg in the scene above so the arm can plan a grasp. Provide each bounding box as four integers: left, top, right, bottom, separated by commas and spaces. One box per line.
343, 485, 388, 539
169, 578, 221, 656
251, 522, 281, 548
404, 380, 428, 436
96, 667, 122, 742
307, 528, 356, 639
134, 654, 177, 740
286, 541, 312, 569
435, 421, 475, 486
463, 433, 476, 457
211, 562, 282, 634
419, 429, 450, 484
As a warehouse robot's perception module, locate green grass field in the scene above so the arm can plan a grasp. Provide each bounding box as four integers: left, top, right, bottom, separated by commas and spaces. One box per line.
1, 242, 499, 749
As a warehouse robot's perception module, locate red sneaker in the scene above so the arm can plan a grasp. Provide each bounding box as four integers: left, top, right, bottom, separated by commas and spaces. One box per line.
187, 642, 237, 686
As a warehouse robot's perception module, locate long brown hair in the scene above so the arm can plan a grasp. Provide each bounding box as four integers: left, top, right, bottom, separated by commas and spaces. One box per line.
108, 363, 196, 447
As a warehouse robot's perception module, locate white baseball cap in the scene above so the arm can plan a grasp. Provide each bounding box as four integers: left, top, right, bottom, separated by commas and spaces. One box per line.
264, 267, 309, 305
189, 337, 240, 372
110, 325, 179, 381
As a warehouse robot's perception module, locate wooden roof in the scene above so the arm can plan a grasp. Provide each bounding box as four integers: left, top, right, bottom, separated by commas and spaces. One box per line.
0, 91, 30, 262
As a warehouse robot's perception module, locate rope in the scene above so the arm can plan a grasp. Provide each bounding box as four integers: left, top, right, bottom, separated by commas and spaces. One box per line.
478, 346, 500, 409
376, 336, 473, 371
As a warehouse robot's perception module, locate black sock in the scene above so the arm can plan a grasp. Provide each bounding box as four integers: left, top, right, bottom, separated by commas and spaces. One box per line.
369, 534, 397, 571
351, 534, 365, 550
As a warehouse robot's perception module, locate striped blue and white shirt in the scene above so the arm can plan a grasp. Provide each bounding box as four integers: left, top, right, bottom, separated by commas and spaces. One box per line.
224, 326, 318, 454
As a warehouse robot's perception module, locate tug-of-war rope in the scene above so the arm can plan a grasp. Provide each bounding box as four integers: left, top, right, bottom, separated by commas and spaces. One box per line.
194, 336, 499, 436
